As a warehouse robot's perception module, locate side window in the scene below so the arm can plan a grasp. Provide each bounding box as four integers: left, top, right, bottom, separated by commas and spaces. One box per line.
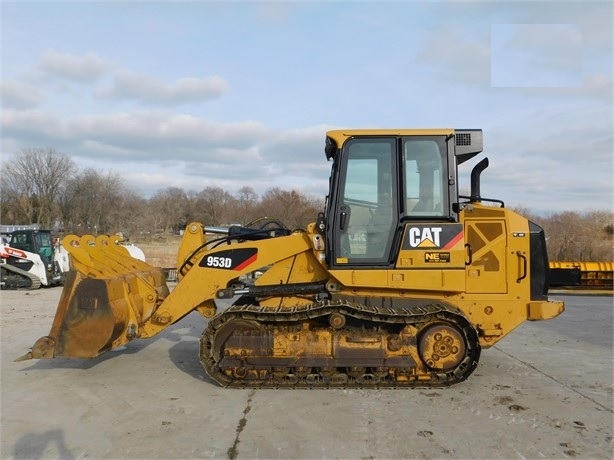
404, 139, 446, 217
336, 138, 396, 262
35, 233, 54, 258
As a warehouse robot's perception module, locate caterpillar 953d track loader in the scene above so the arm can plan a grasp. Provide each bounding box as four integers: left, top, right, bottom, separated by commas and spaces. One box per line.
19, 128, 564, 388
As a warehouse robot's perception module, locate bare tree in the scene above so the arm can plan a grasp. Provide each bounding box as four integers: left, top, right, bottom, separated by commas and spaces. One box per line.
1, 148, 76, 228
183, 190, 200, 227
113, 190, 148, 239
529, 210, 614, 261
228, 186, 259, 224
60, 169, 131, 235
148, 187, 190, 234
193, 186, 236, 226
257, 187, 324, 230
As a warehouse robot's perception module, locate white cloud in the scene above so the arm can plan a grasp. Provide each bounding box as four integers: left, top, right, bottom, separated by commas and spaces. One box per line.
39, 50, 108, 83
0, 109, 64, 142
0, 82, 45, 109
97, 71, 229, 106
0, 105, 336, 197
0, 108, 273, 164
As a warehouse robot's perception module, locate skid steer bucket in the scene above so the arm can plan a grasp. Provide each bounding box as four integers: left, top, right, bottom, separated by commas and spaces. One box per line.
17, 235, 170, 360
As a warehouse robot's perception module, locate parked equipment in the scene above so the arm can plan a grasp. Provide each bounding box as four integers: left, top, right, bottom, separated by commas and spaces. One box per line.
1, 229, 66, 289
20, 129, 564, 388
549, 261, 613, 290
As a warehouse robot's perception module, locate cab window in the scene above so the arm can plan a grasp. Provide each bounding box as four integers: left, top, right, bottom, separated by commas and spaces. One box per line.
404, 138, 447, 217
335, 138, 396, 262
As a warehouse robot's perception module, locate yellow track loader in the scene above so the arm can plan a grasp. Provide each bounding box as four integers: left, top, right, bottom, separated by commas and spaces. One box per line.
19, 129, 564, 388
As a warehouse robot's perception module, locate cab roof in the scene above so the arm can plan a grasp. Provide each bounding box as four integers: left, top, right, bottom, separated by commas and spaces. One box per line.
326, 128, 456, 146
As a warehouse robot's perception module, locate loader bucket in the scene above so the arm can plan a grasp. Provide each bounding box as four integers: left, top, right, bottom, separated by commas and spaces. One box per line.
18, 235, 170, 360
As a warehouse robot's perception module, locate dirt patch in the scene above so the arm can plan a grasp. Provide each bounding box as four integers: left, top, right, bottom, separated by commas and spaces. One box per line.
133, 236, 181, 268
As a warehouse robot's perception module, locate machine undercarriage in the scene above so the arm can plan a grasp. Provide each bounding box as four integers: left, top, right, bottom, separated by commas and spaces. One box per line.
201, 300, 480, 388
0, 263, 42, 289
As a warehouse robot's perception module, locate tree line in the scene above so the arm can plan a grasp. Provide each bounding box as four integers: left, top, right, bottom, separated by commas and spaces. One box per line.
1, 148, 323, 240
1, 148, 612, 261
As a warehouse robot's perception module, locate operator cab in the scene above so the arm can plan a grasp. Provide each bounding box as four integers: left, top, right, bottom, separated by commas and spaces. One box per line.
324, 129, 483, 267
10, 230, 55, 262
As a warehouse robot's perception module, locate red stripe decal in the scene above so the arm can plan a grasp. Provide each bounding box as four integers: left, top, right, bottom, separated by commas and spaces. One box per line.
442, 231, 464, 250
234, 253, 257, 271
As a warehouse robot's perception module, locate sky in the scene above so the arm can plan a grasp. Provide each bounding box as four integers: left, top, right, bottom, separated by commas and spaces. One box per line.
1, 0, 612, 215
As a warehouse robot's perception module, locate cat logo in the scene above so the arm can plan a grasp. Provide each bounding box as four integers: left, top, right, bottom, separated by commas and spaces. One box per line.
402, 224, 464, 251
407, 227, 443, 248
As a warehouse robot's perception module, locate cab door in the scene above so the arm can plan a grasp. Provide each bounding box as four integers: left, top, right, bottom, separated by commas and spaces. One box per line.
330, 137, 398, 267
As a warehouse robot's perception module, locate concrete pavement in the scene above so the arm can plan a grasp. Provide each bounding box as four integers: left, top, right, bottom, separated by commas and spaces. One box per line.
1, 289, 612, 459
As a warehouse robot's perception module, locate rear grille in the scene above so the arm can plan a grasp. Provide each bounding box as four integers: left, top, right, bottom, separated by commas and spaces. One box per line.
456, 133, 471, 146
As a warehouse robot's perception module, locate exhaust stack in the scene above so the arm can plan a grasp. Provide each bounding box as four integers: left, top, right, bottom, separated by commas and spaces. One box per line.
470, 157, 489, 203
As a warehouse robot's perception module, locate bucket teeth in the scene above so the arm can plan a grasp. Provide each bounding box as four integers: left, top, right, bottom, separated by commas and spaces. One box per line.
15, 336, 55, 361
20, 235, 170, 360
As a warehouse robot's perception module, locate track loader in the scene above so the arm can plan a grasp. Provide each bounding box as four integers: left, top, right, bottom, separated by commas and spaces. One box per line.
1, 229, 67, 289
19, 129, 564, 388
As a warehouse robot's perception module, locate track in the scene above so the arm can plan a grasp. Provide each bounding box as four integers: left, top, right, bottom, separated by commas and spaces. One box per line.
0, 264, 41, 290
200, 300, 481, 388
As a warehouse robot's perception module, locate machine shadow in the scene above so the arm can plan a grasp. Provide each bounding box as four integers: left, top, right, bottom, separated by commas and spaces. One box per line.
165, 312, 220, 384
16, 311, 208, 372
12, 428, 74, 459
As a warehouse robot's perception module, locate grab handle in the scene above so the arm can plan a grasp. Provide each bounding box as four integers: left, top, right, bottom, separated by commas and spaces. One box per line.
465, 243, 473, 266
516, 251, 527, 283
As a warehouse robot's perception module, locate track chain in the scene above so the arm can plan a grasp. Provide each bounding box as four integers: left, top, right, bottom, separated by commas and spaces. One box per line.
200, 299, 480, 389
0, 264, 41, 290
